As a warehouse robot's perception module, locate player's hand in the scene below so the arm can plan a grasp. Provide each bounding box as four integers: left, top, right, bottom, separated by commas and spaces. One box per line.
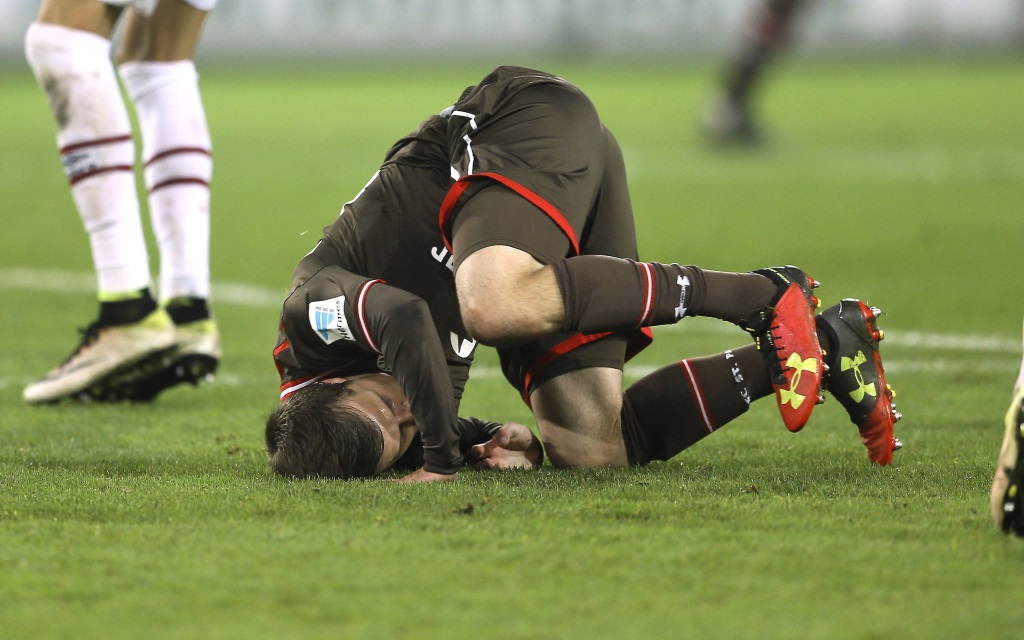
470, 422, 543, 470
395, 468, 459, 484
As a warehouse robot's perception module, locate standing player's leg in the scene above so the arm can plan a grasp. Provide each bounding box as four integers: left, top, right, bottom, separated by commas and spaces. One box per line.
23, 0, 176, 404
114, 0, 221, 399
992, 318, 1024, 536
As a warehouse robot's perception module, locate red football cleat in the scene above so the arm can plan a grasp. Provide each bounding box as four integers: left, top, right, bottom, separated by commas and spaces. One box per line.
743, 266, 824, 433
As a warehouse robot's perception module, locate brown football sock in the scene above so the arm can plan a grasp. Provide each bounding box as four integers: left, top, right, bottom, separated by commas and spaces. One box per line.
619, 345, 772, 465
552, 257, 776, 333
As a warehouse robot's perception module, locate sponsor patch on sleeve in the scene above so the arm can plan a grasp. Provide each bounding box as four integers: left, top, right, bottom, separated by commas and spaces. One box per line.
308, 296, 355, 344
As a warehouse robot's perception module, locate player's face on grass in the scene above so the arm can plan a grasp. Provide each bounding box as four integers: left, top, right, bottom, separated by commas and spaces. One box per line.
323, 374, 417, 473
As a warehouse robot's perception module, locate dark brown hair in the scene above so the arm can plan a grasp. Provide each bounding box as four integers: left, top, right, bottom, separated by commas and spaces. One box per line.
265, 383, 384, 479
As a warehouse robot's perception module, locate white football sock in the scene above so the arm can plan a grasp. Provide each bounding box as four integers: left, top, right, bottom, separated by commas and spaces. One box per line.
119, 60, 213, 303
24, 22, 152, 298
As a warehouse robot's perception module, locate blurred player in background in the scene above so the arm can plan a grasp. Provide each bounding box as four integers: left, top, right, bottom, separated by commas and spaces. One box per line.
23, 0, 220, 404
991, 318, 1024, 536
265, 66, 901, 483
702, 0, 809, 144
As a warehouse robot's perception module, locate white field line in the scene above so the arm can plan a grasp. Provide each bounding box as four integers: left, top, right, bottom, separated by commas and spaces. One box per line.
0, 266, 288, 308
621, 145, 1024, 184
2, 267, 1021, 362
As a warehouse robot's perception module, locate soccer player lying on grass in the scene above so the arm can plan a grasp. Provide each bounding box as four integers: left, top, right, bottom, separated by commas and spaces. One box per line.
266, 376, 542, 478
265, 66, 902, 482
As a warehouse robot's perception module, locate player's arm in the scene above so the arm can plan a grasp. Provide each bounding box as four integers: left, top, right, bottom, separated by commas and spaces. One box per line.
281, 264, 463, 477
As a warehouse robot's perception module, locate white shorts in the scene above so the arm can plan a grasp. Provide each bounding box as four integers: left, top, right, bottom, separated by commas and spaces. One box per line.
102, 0, 218, 17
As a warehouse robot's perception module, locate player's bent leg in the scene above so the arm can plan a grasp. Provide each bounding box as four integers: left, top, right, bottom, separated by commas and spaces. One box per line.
529, 368, 629, 468
621, 345, 773, 465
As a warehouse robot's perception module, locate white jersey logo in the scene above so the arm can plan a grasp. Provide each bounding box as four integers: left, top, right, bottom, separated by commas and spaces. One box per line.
309, 296, 355, 344
431, 246, 456, 273
451, 333, 477, 359
674, 275, 690, 319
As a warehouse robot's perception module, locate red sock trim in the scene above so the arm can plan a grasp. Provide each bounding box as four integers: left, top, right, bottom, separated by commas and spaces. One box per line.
144, 147, 212, 166
59, 134, 133, 154
148, 177, 210, 193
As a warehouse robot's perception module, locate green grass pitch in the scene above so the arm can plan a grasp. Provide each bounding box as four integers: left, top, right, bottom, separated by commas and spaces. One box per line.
1, 55, 1023, 639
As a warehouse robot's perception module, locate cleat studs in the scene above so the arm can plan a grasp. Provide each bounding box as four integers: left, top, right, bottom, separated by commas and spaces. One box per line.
870, 306, 883, 317
816, 395, 826, 405
893, 410, 903, 422
875, 328, 885, 342
893, 438, 903, 450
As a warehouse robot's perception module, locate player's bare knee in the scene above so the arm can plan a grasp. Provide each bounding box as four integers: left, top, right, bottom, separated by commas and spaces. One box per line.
459, 296, 511, 346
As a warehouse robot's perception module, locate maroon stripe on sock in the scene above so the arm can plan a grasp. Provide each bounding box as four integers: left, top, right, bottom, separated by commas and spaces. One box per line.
148, 177, 210, 193
59, 134, 133, 154
680, 359, 716, 434
68, 164, 134, 186
145, 147, 212, 166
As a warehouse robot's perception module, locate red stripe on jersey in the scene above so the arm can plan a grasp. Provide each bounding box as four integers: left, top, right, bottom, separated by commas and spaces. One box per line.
273, 334, 292, 381
280, 373, 318, 400
356, 279, 383, 353
279, 369, 344, 401
680, 359, 716, 434
59, 134, 133, 154
438, 172, 581, 256
637, 262, 655, 327
68, 164, 134, 186
149, 177, 210, 193
145, 147, 212, 166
